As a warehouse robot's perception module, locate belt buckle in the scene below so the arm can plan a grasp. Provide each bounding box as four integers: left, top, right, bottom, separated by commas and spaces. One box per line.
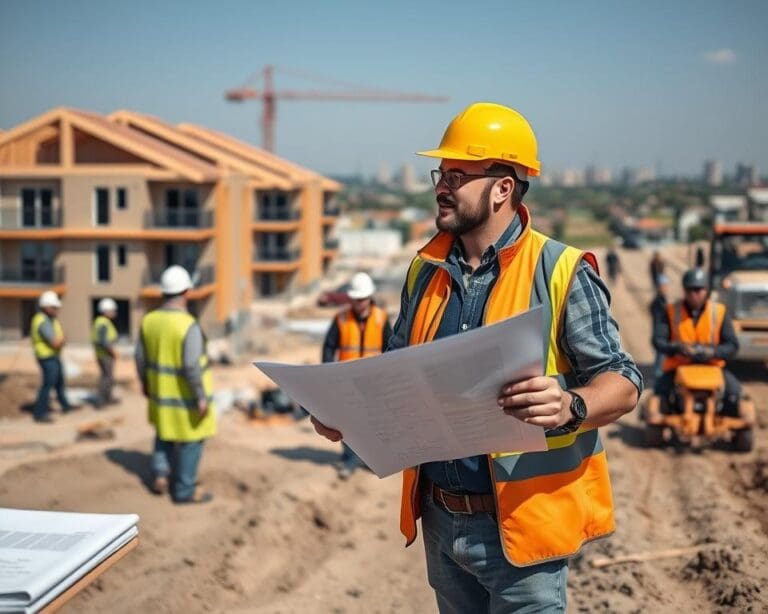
438, 489, 473, 515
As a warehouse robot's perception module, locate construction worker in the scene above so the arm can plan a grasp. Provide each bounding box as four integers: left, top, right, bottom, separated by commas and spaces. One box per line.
649, 250, 666, 288
311, 102, 641, 611
92, 297, 119, 408
652, 268, 741, 414
135, 265, 216, 504
649, 274, 670, 380
605, 247, 621, 284
322, 272, 392, 479
30, 290, 74, 423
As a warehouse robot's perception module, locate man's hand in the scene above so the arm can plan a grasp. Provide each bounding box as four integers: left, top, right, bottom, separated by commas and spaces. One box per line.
692, 345, 715, 363
197, 398, 209, 417
497, 376, 571, 429
311, 416, 343, 442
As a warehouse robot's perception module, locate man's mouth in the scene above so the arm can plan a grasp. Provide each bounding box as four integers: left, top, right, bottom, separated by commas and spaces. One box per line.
437, 196, 455, 214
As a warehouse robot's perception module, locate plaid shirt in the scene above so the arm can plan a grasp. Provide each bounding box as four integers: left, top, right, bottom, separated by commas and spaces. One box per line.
389, 214, 642, 493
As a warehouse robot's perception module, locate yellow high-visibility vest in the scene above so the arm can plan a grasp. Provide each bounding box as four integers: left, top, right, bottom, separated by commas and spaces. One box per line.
139, 309, 216, 442
91, 315, 118, 361
31, 312, 63, 359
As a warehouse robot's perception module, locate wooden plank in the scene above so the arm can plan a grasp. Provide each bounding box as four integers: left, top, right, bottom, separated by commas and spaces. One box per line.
39, 537, 138, 613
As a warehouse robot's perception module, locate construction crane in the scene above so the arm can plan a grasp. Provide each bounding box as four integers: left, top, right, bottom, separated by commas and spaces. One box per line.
225, 65, 449, 153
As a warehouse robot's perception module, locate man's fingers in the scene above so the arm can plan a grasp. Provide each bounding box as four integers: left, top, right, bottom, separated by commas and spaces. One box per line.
311, 416, 343, 442
502, 404, 559, 420
498, 390, 559, 408
501, 376, 553, 396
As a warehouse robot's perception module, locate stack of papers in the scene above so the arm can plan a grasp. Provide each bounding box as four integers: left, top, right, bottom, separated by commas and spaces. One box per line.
0, 509, 139, 613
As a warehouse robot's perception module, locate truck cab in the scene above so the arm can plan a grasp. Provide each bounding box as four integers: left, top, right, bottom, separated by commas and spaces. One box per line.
709, 223, 768, 361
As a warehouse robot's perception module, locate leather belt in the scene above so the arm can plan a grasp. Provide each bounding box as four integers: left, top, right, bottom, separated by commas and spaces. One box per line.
429, 480, 496, 516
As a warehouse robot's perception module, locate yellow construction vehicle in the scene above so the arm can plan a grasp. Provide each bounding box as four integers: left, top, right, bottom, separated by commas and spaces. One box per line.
643, 361, 755, 451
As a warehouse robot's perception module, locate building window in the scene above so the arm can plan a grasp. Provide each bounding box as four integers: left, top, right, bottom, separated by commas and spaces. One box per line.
117, 188, 128, 210
117, 245, 127, 267
95, 187, 110, 225
96, 245, 111, 282
20, 188, 55, 227
20, 242, 54, 282
21, 189, 36, 226
164, 188, 199, 227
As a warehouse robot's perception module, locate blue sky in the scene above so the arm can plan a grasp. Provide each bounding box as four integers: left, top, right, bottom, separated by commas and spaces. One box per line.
1, 0, 767, 178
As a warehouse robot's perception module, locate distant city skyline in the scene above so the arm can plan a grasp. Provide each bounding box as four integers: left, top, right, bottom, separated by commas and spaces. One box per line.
1, 0, 767, 177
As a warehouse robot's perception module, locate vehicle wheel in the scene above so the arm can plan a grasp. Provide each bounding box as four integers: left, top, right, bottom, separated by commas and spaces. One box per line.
645, 424, 665, 447
732, 428, 754, 453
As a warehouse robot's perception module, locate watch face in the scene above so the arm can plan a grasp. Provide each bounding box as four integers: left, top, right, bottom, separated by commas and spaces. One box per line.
571, 393, 587, 420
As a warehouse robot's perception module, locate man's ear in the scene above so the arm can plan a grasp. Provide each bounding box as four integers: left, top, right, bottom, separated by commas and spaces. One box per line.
493, 177, 515, 205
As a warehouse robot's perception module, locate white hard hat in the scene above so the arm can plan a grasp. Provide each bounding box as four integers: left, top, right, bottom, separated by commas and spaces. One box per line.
98, 297, 118, 314
160, 265, 192, 295
347, 272, 376, 300
39, 290, 62, 308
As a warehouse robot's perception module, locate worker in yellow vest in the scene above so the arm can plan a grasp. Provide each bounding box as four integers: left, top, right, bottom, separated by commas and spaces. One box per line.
135, 266, 216, 504
92, 297, 119, 408
312, 103, 641, 611
321, 272, 392, 479
31, 290, 74, 423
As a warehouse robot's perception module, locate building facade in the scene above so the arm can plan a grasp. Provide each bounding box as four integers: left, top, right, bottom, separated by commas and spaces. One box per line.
0, 108, 340, 342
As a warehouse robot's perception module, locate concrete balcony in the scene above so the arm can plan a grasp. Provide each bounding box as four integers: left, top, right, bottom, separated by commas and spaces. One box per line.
0, 266, 65, 298
252, 248, 301, 272
144, 208, 214, 229
0, 207, 62, 229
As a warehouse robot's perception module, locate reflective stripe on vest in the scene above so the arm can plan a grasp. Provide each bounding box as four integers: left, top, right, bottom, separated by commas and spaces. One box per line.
140, 309, 216, 442
336, 305, 387, 361
31, 312, 62, 359
399, 204, 615, 567
91, 315, 118, 360
662, 300, 726, 373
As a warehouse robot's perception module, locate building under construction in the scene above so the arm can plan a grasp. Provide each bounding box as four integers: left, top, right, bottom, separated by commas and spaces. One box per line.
0, 107, 341, 342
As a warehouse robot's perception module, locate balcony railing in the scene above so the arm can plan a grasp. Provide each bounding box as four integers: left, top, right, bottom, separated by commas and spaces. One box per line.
254, 248, 300, 262
255, 208, 300, 221
0, 266, 64, 284
144, 209, 214, 229
0, 207, 62, 229
143, 265, 214, 287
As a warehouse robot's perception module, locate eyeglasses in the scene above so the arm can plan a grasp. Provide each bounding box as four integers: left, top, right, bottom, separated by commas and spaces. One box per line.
430, 169, 504, 190
430, 169, 530, 195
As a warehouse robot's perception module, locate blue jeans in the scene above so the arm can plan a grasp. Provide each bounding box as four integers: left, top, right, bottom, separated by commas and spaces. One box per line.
421, 489, 568, 613
151, 436, 205, 501
34, 357, 70, 419
340, 442, 363, 469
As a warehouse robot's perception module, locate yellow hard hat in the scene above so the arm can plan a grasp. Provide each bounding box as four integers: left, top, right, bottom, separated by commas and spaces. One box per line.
417, 102, 541, 176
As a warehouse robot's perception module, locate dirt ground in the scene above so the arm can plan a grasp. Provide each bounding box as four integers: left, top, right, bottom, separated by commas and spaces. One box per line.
1, 245, 767, 613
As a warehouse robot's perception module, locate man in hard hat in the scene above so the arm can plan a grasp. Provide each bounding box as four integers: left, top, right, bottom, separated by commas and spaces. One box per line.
321, 271, 392, 479
135, 265, 216, 503
92, 298, 119, 408
311, 102, 641, 611
31, 290, 73, 423
652, 268, 741, 412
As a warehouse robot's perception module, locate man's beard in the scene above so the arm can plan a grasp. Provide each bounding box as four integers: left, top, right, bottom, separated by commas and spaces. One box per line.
435, 182, 492, 235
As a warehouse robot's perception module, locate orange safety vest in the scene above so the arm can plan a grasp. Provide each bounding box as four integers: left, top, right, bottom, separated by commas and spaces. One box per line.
662, 300, 726, 373
399, 205, 616, 567
335, 305, 388, 361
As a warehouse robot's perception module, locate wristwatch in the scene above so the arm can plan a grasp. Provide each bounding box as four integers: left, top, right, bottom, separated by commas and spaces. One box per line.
558, 391, 587, 434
